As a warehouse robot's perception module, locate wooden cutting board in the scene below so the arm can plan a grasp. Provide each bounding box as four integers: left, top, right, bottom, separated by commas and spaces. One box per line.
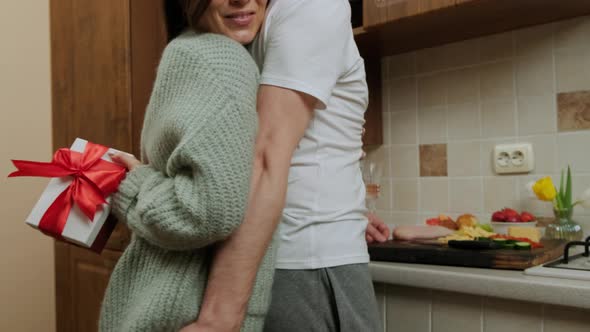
369, 239, 567, 270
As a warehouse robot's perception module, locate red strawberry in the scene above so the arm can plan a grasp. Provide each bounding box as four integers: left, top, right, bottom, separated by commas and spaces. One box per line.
521, 211, 536, 223
502, 208, 519, 219
506, 215, 521, 223
491, 211, 506, 222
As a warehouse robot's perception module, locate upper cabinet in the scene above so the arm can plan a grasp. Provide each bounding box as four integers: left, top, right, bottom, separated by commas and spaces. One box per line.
354, 0, 590, 147
357, 0, 590, 57
363, 0, 455, 27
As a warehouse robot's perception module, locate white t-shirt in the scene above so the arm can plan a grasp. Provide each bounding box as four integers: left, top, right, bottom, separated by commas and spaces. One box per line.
250, 0, 369, 269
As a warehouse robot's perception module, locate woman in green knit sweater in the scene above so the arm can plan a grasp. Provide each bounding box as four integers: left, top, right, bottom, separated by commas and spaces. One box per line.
99, 1, 272, 331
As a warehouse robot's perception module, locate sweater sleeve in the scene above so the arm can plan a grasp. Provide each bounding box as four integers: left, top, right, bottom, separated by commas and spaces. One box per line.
111, 34, 258, 251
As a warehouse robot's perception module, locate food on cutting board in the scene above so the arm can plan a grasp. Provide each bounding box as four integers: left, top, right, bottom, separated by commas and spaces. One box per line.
477, 223, 494, 232
456, 213, 478, 229
491, 208, 536, 223
437, 226, 495, 243
491, 234, 543, 249
393, 225, 454, 241
489, 238, 532, 250
414, 211, 542, 250
425, 214, 458, 230
507, 226, 541, 242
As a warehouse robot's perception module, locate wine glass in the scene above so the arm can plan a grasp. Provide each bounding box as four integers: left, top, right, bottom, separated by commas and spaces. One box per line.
362, 159, 382, 214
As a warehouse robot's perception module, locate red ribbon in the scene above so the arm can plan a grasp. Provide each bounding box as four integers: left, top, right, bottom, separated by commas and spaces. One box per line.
8, 142, 126, 237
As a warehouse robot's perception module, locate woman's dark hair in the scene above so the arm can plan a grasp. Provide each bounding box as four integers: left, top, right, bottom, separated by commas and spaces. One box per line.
164, 0, 211, 41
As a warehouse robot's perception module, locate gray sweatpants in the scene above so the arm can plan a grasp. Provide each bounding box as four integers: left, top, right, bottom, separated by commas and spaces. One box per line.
263, 263, 382, 332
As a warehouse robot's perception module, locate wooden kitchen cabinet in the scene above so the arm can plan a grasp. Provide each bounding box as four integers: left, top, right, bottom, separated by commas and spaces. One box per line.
363, 0, 455, 29
359, 0, 590, 57
363, 0, 421, 28
356, 0, 590, 134
420, 0, 455, 12
50, 0, 167, 330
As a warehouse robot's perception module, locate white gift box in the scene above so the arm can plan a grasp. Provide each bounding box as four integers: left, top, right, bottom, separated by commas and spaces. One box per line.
25, 138, 129, 252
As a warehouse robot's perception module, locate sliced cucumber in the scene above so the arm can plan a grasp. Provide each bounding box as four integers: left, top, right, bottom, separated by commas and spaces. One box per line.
502, 243, 515, 250
514, 242, 532, 250
492, 238, 507, 244
476, 237, 492, 241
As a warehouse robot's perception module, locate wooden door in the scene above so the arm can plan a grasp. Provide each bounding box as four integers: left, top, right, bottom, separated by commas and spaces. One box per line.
54, 243, 121, 332
50, 0, 167, 330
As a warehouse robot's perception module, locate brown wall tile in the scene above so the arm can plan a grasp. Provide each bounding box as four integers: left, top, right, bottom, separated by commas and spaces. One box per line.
558, 90, 590, 132
420, 144, 447, 176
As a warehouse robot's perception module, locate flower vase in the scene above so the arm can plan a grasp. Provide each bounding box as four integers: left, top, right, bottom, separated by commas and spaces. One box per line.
544, 208, 584, 241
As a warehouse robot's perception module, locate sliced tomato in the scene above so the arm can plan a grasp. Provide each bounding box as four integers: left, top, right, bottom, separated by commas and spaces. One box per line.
426, 218, 441, 226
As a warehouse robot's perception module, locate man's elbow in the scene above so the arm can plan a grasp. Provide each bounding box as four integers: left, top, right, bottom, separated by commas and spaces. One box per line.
253, 144, 291, 181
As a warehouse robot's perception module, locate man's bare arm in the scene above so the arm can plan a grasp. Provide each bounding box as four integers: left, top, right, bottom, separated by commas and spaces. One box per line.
194, 85, 315, 331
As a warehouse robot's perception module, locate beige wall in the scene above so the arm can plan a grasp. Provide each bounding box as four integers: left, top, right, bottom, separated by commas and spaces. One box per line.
0, 1, 55, 331
368, 15, 590, 233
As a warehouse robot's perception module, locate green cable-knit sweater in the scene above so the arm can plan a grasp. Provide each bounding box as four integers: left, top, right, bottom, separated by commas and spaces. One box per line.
99, 31, 275, 332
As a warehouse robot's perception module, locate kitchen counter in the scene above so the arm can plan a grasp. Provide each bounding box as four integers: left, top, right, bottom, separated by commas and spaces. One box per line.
369, 261, 590, 310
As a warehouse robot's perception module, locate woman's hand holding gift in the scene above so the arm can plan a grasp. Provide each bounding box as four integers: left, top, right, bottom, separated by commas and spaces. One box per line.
109, 152, 142, 171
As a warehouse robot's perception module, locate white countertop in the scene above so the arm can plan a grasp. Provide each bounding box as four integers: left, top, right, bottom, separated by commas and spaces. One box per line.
369, 261, 590, 309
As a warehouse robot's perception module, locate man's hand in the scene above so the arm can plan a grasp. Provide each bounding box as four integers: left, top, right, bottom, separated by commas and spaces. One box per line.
365, 212, 390, 244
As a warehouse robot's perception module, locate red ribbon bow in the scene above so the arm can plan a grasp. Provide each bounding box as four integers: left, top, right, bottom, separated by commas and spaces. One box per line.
8, 142, 126, 237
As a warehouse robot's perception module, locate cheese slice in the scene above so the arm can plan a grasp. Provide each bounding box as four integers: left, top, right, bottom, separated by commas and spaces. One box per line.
508, 227, 541, 242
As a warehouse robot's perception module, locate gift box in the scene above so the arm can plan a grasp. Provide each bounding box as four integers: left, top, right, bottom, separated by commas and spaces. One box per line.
9, 138, 128, 253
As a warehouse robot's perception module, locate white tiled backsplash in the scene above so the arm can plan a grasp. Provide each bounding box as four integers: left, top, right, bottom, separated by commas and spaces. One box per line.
367, 15, 590, 232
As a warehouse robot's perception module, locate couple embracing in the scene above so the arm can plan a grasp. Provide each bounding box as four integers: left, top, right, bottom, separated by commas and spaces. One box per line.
100, 1, 389, 331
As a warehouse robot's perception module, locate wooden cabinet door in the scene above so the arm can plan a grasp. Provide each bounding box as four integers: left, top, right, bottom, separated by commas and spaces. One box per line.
50, 0, 167, 330
55, 243, 121, 331
51, 0, 133, 154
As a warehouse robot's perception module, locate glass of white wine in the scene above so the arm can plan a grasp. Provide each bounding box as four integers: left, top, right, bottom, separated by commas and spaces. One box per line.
362, 160, 382, 213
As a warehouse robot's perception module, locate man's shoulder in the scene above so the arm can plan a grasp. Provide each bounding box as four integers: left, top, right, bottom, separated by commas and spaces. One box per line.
266, 0, 350, 28
266, 0, 302, 13
267, 0, 342, 17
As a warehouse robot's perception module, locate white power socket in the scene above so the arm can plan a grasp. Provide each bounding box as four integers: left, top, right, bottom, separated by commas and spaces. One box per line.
493, 143, 534, 174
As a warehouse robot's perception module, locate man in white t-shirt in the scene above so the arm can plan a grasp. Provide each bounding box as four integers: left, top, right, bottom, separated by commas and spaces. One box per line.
192, 1, 388, 331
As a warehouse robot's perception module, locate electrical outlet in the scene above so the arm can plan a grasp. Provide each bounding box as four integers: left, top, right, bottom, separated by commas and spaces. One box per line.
493, 143, 534, 174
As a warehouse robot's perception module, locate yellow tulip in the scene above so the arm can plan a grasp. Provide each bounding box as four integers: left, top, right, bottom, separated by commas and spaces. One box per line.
532, 177, 557, 202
